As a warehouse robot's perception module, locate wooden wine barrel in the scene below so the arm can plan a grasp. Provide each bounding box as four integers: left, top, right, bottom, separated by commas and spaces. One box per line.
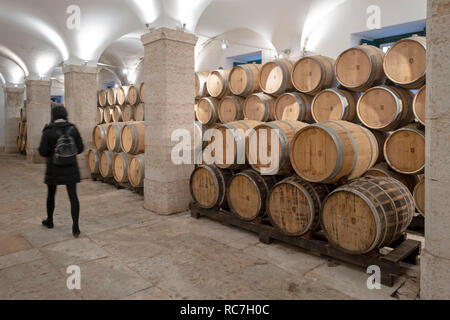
247, 120, 309, 175
259, 59, 294, 95
122, 104, 135, 122
134, 103, 145, 121
113, 152, 131, 183
290, 120, 378, 184
205, 120, 262, 169
291, 55, 336, 95
243, 93, 275, 121
195, 72, 209, 99
357, 85, 414, 131
370, 130, 389, 163
274, 92, 313, 122
87, 149, 100, 174
189, 165, 233, 209
364, 162, 419, 192
127, 85, 140, 105
335, 44, 385, 92
311, 88, 357, 123
413, 176, 425, 216
207, 69, 231, 98
106, 122, 125, 152
229, 64, 262, 96
92, 124, 109, 151
96, 107, 104, 124
103, 106, 113, 124
321, 176, 415, 254
413, 85, 426, 125
227, 169, 280, 221
20, 108, 26, 122
127, 154, 144, 187
218, 96, 244, 123
268, 175, 330, 236
98, 90, 107, 107
99, 150, 115, 178
139, 82, 145, 103
196, 97, 219, 126
106, 87, 117, 106
384, 124, 425, 174
112, 105, 123, 123
121, 122, 145, 154
117, 86, 130, 106
383, 36, 426, 89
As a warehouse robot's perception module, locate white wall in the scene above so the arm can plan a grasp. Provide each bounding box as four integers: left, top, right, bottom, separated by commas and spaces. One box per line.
303, 0, 427, 59
0, 88, 5, 148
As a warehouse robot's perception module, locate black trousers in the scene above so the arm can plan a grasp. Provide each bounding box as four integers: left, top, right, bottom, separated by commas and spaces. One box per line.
47, 184, 80, 227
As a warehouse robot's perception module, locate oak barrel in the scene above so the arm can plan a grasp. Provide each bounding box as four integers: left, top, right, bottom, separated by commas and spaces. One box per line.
122, 104, 135, 122
321, 176, 415, 254
195, 72, 209, 99
370, 130, 389, 163
99, 150, 115, 178
121, 122, 145, 154
229, 64, 261, 96
112, 105, 123, 123
357, 85, 414, 131
335, 44, 385, 92
207, 69, 231, 98
96, 107, 105, 124
218, 96, 244, 123
384, 124, 425, 174
20, 108, 27, 122
227, 169, 280, 221
413, 176, 425, 216
290, 120, 378, 184
127, 154, 145, 187
139, 82, 145, 103
134, 103, 145, 121
106, 87, 117, 106
189, 165, 233, 209
113, 152, 131, 183
291, 55, 336, 95
364, 162, 419, 192
274, 92, 313, 122
98, 90, 107, 107
311, 88, 357, 123
92, 124, 109, 151
413, 85, 426, 125
127, 85, 140, 105
87, 149, 100, 174
247, 120, 309, 175
117, 86, 130, 106
268, 175, 329, 236
243, 93, 275, 121
106, 122, 125, 152
103, 106, 113, 124
259, 59, 294, 95
383, 36, 426, 89
196, 97, 219, 126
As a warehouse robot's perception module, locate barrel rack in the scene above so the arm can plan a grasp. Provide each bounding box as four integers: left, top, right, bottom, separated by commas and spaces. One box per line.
189, 202, 421, 287
91, 173, 143, 196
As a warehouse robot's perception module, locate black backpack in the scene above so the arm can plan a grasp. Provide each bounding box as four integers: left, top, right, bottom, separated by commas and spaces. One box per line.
52, 126, 78, 166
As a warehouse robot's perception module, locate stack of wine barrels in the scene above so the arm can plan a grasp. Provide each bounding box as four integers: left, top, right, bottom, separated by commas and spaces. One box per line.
89, 83, 146, 190
17, 107, 27, 153
191, 35, 426, 257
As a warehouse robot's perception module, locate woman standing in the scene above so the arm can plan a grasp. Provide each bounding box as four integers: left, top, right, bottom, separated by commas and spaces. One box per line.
38, 105, 84, 237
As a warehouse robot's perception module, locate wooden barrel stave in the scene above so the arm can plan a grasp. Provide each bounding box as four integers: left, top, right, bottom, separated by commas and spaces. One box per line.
113, 152, 131, 183
218, 96, 244, 123
229, 64, 262, 96
196, 97, 219, 126
207, 69, 231, 98
127, 154, 145, 187
243, 93, 276, 122
87, 149, 100, 174
92, 124, 110, 151
259, 59, 294, 95
121, 122, 145, 154
291, 55, 336, 95
106, 122, 125, 152
311, 88, 357, 123
99, 150, 115, 178
274, 92, 313, 122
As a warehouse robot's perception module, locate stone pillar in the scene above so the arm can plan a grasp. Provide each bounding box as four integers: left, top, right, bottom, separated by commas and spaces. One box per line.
420, 0, 450, 300
25, 80, 51, 163
63, 65, 98, 179
141, 28, 197, 215
3, 87, 24, 153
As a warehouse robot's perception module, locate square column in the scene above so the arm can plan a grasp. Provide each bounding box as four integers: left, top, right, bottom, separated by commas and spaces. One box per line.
25, 80, 51, 163
141, 28, 198, 215
3, 87, 24, 153
63, 65, 98, 179
421, 0, 450, 299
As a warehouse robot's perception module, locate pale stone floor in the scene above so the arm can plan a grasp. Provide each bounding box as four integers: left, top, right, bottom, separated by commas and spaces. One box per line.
0, 153, 421, 300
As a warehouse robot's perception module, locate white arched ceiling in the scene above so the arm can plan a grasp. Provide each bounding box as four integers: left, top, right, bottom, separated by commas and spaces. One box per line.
0, 56, 26, 84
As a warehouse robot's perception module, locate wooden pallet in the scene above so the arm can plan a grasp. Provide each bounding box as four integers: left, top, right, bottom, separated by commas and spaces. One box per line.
190, 203, 420, 287
91, 174, 143, 195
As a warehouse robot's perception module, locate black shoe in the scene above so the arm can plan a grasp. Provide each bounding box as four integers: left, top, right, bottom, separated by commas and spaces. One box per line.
42, 219, 54, 229
72, 225, 81, 238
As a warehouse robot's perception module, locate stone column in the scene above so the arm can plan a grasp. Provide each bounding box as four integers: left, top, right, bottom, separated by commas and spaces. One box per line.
63, 65, 98, 179
141, 27, 197, 215
25, 80, 51, 163
3, 87, 24, 153
420, 0, 450, 300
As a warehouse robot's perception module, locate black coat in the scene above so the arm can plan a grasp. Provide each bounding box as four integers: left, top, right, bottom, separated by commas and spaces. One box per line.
38, 121, 84, 185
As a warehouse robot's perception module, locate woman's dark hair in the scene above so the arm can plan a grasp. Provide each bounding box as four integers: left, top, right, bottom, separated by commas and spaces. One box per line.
51, 105, 68, 122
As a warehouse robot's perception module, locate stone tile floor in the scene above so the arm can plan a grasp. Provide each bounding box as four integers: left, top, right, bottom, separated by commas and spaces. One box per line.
0, 153, 420, 300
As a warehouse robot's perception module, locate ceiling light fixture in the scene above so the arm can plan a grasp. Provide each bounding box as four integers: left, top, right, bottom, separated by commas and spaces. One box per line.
221, 40, 229, 50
